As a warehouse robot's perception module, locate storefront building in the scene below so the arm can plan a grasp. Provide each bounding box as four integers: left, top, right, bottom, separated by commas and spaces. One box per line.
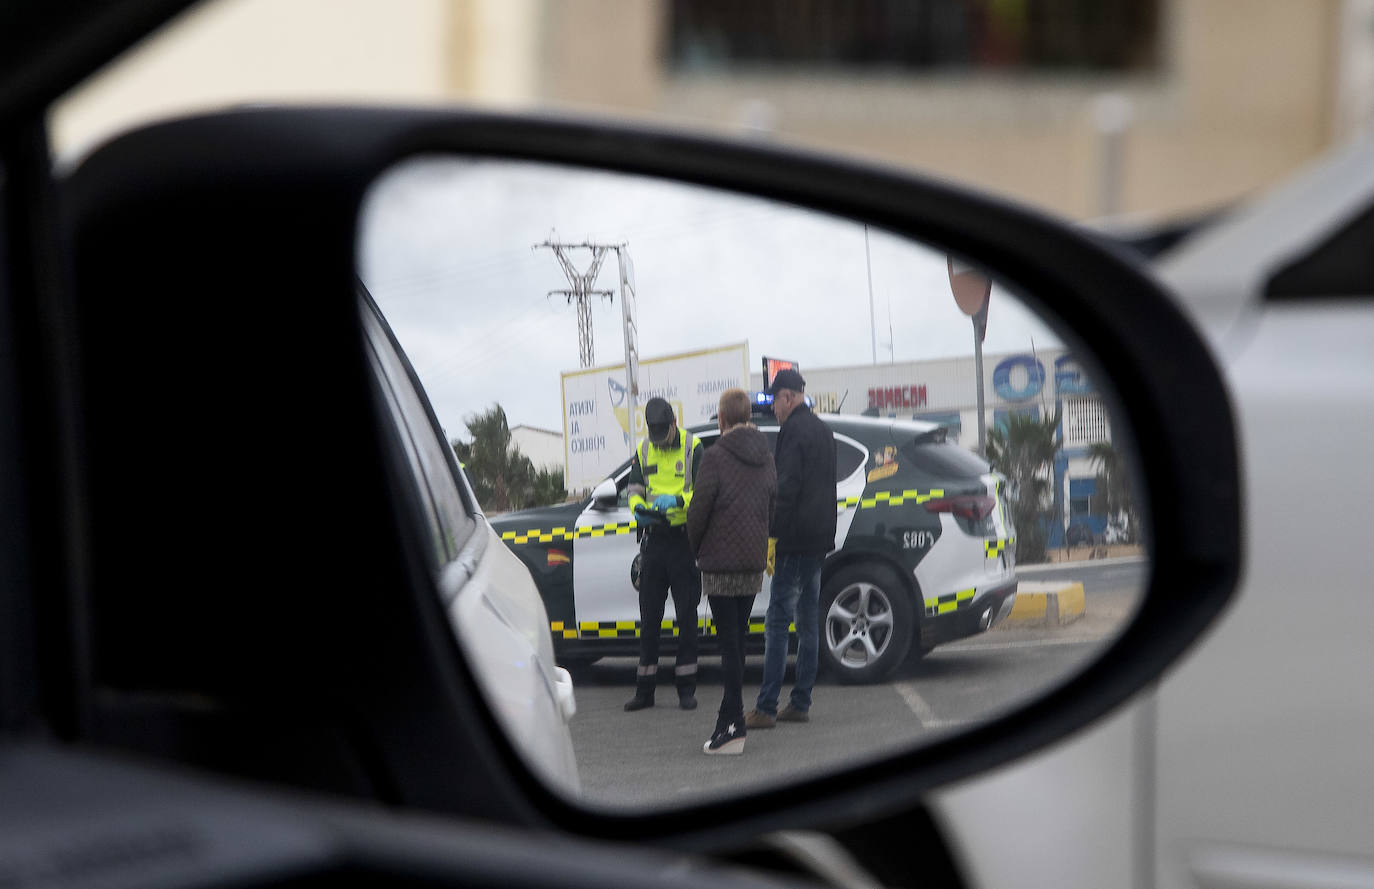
750, 349, 1116, 546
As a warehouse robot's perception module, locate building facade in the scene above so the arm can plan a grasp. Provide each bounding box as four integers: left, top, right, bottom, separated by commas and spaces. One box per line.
51, 1, 1374, 225
510, 424, 565, 474
751, 348, 1117, 546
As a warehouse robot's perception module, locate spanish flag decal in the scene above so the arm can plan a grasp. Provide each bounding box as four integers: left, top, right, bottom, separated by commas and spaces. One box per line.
546, 549, 571, 568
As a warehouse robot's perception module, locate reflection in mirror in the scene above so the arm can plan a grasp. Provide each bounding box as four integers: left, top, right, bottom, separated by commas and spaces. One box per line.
358, 158, 1149, 811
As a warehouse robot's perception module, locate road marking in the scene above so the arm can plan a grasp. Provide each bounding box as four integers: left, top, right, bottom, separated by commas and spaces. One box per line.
892, 681, 960, 729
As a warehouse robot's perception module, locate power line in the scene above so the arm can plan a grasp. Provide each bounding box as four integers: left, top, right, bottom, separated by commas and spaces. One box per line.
534, 238, 617, 368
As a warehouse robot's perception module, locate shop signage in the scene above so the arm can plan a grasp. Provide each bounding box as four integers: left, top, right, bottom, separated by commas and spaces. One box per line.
868, 385, 928, 410
1055, 355, 1092, 395
992, 355, 1045, 402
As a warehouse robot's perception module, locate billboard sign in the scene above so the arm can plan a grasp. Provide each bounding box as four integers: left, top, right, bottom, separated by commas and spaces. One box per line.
561, 342, 750, 492
762, 356, 798, 391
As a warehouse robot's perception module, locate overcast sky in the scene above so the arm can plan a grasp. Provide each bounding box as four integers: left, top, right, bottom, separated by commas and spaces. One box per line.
357, 157, 1063, 443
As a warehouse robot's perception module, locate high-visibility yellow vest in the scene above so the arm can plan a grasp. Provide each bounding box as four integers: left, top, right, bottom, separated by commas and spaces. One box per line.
628, 430, 699, 527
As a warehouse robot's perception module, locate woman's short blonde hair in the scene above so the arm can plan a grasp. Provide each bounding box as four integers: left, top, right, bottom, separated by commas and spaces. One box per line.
718, 387, 752, 428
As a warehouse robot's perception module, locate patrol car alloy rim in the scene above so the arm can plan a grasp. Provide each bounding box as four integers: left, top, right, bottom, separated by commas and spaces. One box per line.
826, 581, 895, 669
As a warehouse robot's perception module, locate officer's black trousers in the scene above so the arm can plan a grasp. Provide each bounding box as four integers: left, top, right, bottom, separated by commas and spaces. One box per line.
637, 527, 701, 672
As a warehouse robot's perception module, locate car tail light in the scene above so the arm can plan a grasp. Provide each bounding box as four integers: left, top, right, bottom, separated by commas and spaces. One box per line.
924, 495, 995, 521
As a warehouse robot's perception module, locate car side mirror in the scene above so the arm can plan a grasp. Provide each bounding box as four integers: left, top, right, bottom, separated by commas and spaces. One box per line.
591, 478, 618, 510
65, 106, 1240, 847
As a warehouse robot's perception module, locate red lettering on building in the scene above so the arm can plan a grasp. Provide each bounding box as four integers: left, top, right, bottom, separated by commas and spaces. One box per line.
866, 384, 928, 410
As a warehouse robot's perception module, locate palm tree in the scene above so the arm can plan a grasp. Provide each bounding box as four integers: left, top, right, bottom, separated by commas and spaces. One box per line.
451, 404, 566, 513
530, 465, 567, 507
1088, 440, 1139, 543
985, 406, 1062, 563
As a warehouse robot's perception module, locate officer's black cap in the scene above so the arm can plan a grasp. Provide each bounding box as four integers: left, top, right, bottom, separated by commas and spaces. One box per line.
767, 368, 806, 395
644, 397, 675, 427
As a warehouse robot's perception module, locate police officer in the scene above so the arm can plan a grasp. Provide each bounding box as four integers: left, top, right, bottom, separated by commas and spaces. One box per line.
624, 396, 704, 711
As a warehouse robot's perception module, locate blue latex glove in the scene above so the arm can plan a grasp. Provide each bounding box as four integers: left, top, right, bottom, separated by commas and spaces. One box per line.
653, 494, 678, 512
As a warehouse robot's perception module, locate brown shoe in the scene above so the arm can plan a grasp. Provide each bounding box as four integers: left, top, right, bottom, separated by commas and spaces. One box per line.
777, 704, 810, 723
744, 709, 776, 729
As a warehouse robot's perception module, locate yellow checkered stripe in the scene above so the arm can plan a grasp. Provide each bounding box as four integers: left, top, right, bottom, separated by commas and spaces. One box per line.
837, 488, 945, 511
551, 619, 792, 639
984, 537, 1015, 558
924, 588, 975, 616
550, 618, 705, 639
500, 522, 638, 545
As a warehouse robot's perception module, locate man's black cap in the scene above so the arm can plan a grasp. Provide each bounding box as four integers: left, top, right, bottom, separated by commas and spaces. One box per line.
644, 397, 675, 427
767, 368, 806, 395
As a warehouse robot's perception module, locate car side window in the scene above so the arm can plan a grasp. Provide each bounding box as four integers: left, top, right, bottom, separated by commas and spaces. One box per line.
366, 338, 447, 569
835, 440, 865, 480
363, 304, 477, 561
764, 428, 858, 486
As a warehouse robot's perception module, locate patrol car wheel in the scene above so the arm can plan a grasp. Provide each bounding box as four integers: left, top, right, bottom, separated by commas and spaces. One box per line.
820, 564, 914, 684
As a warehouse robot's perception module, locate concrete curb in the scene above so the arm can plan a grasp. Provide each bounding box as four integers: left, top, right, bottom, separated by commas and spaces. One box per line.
1003, 580, 1086, 627
1016, 555, 1148, 573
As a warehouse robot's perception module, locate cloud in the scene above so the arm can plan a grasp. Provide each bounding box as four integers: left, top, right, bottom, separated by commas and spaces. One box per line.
358, 157, 1062, 439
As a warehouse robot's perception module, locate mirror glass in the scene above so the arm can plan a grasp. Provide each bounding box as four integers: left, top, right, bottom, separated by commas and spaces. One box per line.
358, 157, 1149, 810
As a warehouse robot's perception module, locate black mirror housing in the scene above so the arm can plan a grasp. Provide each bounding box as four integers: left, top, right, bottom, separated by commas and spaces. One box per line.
62, 107, 1240, 847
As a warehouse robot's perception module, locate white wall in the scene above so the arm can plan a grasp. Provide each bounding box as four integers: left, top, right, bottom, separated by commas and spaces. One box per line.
50, 0, 453, 166
1336, 0, 1374, 140
510, 425, 564, 473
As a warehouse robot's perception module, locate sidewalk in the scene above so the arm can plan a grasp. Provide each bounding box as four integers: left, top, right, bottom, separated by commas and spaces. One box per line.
1020, 543, 1146, 568
1017, 554, 1147, 574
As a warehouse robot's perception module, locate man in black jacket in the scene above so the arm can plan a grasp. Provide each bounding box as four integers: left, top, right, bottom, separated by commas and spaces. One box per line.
747, 369, 836, 728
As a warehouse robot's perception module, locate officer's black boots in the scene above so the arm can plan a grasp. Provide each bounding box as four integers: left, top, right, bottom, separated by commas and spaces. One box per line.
624, 676, 656, 711
624, 677, 696, 710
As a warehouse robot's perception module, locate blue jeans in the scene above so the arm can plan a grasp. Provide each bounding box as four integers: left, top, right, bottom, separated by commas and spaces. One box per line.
755, 553, 823, 716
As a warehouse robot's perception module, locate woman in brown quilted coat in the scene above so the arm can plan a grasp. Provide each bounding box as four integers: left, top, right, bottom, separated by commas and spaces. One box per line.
687, 388, 776, 755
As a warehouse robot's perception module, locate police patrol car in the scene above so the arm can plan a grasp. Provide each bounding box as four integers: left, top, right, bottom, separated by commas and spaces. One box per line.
490, 405, 1017, 684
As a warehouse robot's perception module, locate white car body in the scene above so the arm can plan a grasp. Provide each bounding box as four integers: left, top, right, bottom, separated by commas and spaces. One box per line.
363, 297, 581, 797
449, 521, 580, 797
933, 134, 1374, 888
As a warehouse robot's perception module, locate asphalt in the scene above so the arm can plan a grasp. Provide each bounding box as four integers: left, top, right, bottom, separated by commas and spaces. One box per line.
1015, 555, 1148, 594
565, 582, 1142, 809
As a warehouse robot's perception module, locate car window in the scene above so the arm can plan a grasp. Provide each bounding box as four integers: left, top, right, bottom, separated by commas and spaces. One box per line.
758, 427, 859, 485
358, 157, 1149, 811
363, 303, 477, 561
366, 330, 447, 569
904, 440, 991, 479
835, 439, 865, 479
615, 466, 632, 508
